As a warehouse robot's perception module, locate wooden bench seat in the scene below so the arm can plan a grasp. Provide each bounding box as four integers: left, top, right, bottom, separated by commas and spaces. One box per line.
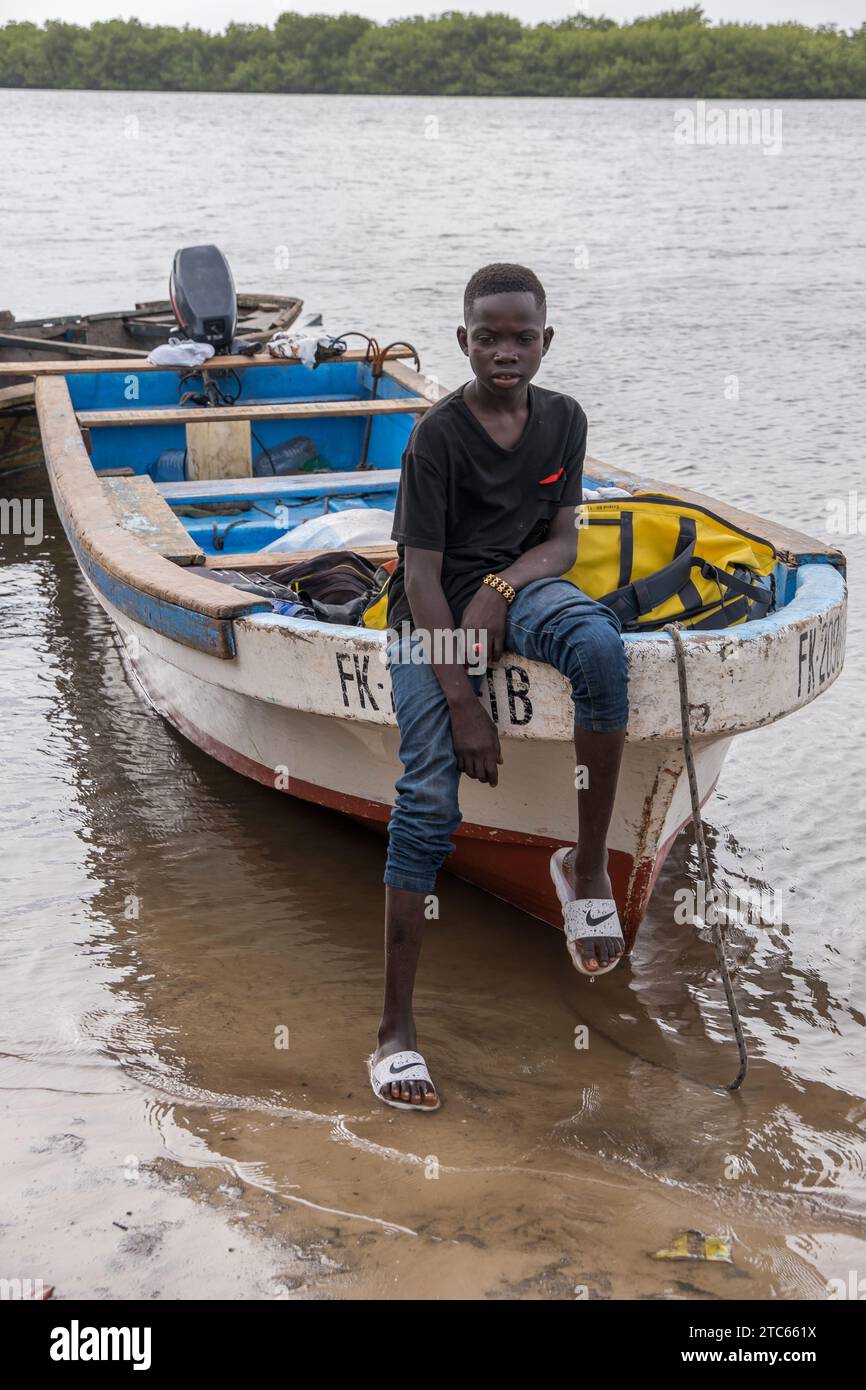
101, 476, 205, 565
77, 397, 430, 428
155, 467, 402, 507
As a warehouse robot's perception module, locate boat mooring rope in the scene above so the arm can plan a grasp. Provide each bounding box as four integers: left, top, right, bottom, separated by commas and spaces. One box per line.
664, 622, 749, 1092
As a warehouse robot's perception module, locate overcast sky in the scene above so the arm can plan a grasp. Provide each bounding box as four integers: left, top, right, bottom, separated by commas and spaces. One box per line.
1, 2, 863, 33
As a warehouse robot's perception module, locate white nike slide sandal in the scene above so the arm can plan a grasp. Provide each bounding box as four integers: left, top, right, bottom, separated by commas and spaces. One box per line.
550, 847, 625, 977
369, 1050, 441, 1112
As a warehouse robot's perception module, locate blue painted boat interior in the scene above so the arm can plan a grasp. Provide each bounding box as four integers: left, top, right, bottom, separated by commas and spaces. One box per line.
70, 359, 640, 561
71, 359, 423, 555
71, 359, 417, 476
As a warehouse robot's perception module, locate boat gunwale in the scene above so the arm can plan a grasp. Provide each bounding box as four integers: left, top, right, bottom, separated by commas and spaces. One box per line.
217, 559, 845, 745
0, 347, 421, 378
35, 375, 273, 657
236, 556, 844, 650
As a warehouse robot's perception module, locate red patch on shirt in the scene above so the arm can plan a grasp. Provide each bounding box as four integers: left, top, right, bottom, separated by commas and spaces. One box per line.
538, 466, 565, 485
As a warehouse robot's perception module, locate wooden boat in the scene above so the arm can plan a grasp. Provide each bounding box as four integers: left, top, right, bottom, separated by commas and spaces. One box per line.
11, 349, 847, 946
0, 294, 303, 375
0, 292, 305, 474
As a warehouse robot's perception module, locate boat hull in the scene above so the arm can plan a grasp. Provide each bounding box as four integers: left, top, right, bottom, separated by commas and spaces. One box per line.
99, 579, 734, 946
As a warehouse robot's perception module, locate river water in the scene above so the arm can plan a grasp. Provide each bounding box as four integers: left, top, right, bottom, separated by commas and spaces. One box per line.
1, 90, 865, 1300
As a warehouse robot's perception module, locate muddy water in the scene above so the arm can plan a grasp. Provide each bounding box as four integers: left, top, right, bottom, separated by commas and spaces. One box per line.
2, 91, 865, 1300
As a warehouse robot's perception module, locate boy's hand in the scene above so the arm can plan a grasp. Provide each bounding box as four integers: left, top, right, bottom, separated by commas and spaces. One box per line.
448, 696, 503, 786
460, 584, 508, 666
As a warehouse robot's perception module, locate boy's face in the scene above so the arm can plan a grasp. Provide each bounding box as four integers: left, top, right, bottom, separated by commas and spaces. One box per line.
457, 291, 553, 396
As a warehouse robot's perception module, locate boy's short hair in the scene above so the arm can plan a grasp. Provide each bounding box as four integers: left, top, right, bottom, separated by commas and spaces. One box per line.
464, 263, 547, 319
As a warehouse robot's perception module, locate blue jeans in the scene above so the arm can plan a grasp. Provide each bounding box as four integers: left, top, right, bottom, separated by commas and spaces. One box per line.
383, 577, 629, 895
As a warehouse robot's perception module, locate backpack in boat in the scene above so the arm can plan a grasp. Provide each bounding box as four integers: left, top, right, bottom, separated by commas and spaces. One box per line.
270, 549, 381, 624
563, 494, 777, 631
203, 567, 316, 618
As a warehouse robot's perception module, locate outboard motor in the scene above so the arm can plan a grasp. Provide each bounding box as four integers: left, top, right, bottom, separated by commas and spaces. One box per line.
169, 244, 237, 351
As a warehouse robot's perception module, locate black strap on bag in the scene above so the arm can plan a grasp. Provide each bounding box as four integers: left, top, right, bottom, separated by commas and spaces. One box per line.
599, 539, 772, 630
675, 517, 703, 615
697, 560, 773, 613
310, 594, 371, 625
599, 539, 698, 625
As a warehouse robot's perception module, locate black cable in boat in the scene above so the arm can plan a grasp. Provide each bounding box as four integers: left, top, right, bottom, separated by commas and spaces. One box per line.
177, 366, 243, 409
250, 427, 278, 475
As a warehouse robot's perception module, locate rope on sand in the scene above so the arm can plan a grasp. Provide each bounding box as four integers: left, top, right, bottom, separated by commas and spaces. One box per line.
664, 622, 749, 1092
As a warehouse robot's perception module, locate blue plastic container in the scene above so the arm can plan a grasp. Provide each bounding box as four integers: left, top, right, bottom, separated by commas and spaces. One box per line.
150, 449, 187, 483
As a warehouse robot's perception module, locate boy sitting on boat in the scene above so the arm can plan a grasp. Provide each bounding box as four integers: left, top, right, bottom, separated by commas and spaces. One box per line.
370, 263, 629, 1112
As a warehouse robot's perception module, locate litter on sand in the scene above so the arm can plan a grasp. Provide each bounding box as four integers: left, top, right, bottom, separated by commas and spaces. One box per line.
652, 1230, 733, 1263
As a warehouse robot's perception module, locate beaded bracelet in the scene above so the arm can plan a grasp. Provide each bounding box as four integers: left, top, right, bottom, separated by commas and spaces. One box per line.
482, 573, 517, 605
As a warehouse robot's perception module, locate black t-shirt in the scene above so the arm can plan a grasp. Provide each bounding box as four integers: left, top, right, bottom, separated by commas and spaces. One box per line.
387, 383, 587, 629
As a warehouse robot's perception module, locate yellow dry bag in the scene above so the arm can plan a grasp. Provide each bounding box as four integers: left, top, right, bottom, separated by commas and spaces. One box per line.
562, 493, 777, 631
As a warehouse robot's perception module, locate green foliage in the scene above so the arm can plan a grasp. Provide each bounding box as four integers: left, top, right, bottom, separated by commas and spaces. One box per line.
629, 6, 709, 27
0, 10, 864, 97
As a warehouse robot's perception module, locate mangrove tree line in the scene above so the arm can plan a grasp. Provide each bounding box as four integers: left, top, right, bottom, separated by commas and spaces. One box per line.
1, 10, 864, 99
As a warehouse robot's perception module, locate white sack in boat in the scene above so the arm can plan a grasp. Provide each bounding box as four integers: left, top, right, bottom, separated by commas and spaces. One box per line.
147, 338, 215, 367
259, 507, 395, 554
582, 484, 631, 499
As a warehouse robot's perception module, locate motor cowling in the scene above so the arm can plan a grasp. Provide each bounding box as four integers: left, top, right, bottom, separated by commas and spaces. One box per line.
169, 244, 237, 351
